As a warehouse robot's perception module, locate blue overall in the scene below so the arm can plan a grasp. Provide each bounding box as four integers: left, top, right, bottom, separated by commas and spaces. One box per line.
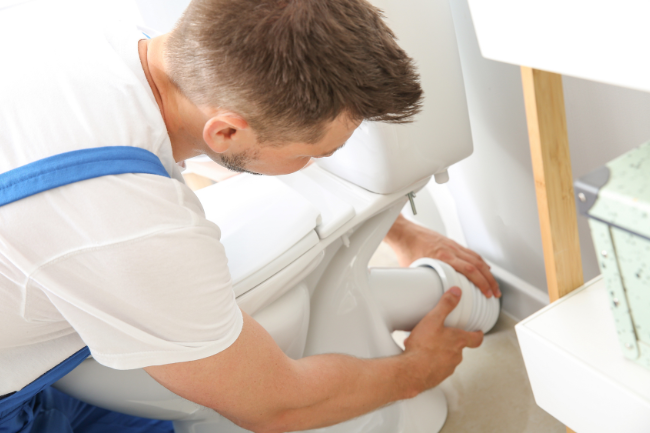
0, 147, 175, 433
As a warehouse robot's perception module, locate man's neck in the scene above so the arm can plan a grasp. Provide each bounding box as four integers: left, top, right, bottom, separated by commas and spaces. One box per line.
138, 35, 206, 162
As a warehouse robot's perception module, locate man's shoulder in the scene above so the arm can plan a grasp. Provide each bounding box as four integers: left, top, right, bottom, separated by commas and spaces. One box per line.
0, 172, 214, 275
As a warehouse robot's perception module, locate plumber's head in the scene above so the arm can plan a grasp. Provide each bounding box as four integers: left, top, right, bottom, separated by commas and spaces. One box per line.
165, 0, 422, 175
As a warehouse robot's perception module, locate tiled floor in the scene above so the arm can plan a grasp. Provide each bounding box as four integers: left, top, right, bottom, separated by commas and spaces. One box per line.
369, 243, 565, 433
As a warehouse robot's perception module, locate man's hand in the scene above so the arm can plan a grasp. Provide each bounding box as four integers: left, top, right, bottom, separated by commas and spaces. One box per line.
403, 287, 484, 390
385, 214, 501, 298
145, 291, 483, 433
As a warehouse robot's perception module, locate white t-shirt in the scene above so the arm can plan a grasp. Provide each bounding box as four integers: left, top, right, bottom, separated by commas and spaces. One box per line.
0, 0, 243, 395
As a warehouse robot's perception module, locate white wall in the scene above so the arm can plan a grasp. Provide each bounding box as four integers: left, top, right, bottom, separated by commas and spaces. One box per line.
447, 0, 547, 291
446, 0, 650, 295
134, 0, 188, 33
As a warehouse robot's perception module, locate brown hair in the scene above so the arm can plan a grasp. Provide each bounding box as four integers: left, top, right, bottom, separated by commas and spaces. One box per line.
166, 0, 422, 143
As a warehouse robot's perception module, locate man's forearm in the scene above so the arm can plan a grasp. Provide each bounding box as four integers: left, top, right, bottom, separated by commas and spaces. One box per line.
146, 313, 422, 433
147, 294, 480, 433
384, 214, 417, 266
269, 353, 420, 432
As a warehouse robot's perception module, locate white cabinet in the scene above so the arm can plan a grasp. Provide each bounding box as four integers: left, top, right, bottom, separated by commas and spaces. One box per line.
516, 277, 650, 432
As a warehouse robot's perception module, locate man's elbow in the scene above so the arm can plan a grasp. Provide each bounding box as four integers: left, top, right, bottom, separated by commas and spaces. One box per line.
240, 421, 285, 433
230, 410, 295, 433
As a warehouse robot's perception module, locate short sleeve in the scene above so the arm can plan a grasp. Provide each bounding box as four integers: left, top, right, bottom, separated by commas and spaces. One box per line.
27, 215, 243, 370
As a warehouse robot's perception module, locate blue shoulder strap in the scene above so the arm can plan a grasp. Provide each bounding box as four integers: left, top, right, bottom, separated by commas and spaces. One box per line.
0, 146, 170, 410
0, 347, 91, 415
0, 146, 170, 207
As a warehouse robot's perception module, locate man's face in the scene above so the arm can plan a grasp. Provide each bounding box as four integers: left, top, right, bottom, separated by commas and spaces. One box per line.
209, 115, 360, 176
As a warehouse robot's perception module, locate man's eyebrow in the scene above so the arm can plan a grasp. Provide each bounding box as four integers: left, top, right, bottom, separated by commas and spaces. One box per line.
314, 141, 348, 158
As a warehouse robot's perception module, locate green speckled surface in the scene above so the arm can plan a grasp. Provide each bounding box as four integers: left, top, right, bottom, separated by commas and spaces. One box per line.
589, 142, 650, 239
586, 141, 650, 369
610, 227, 650, 369
588, 219, 639, 360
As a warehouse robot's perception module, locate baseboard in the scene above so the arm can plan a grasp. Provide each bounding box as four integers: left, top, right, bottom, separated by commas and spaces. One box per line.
486, 261, 550, 322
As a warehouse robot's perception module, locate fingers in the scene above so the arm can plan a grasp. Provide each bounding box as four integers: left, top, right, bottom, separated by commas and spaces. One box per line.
464, 330, 484, 348
448, 328, 484, 349
428, 287, 462, 325
430, 290, 484, 348
447, 251, 501, 298
468, 254, 500, 297
385, 218, 502, 298
457, 247, 501, 298
445, 255, 492, 297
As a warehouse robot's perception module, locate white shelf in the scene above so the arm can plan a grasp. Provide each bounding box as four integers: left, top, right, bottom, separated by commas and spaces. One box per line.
466, 0, 650, 93
516, 277, 650, 432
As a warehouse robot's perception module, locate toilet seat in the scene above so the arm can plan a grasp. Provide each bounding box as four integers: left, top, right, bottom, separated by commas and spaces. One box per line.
195, 174, 321, 296
278, 167, 356, 239
194, 167, 360, 301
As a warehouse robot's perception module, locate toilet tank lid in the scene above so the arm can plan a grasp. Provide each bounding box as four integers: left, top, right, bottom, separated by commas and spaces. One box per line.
195, 174, 321, 286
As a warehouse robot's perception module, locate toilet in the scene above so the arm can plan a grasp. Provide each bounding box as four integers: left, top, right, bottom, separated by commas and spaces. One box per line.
52, 0, 500, 431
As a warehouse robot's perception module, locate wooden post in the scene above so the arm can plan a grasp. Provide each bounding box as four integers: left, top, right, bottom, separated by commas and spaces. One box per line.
521, 66, 582, 431
521, 67, 584, 303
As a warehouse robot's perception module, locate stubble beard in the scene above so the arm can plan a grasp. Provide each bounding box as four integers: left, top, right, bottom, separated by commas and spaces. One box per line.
214, 149, 262, 176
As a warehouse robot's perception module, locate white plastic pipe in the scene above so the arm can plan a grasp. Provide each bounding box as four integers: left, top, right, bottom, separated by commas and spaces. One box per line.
369, 266, 444, 332
370, 259, 500, 333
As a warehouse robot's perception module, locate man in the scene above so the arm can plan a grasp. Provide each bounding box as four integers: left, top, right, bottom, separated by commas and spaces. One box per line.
0, 0, 500, 431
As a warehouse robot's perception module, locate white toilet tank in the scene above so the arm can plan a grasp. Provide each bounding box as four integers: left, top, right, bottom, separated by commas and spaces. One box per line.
317, 0, 473, 194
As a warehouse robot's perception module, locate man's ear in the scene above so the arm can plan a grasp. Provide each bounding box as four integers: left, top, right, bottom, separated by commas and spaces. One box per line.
203, 114, 249, 154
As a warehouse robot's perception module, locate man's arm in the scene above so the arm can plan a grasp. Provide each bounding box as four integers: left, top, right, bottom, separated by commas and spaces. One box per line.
145, 287, 482, 433
385, 214, 501, 298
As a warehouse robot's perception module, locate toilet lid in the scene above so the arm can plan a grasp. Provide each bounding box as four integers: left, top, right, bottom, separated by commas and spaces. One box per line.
278, 165, 356, 239
195, 174, 321, 288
